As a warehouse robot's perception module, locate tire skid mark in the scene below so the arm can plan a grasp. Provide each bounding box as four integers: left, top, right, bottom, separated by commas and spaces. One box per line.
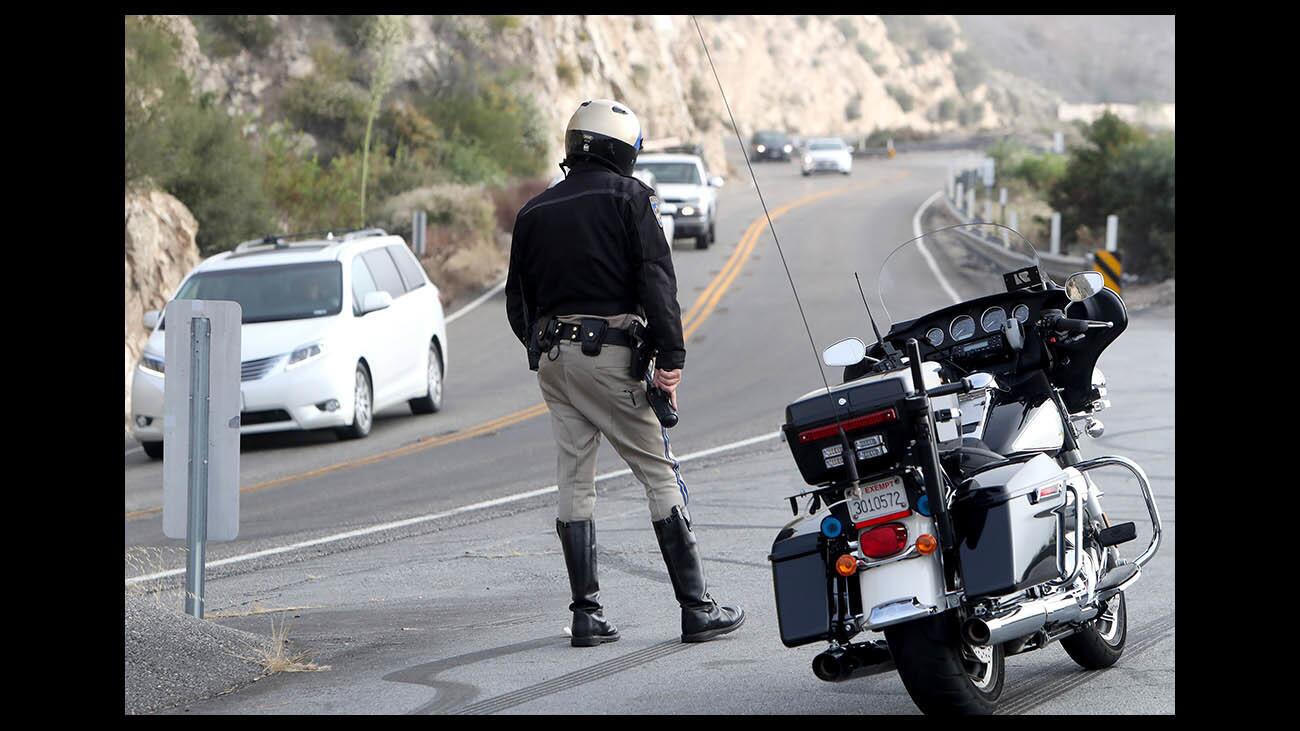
997, 610, 1175, 715
453, 639, 692, 715
384, 635, 563, 715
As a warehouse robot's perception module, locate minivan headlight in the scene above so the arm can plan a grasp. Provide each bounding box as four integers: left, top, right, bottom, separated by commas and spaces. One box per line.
287, 341, 325, 367
140, 352, 165, 375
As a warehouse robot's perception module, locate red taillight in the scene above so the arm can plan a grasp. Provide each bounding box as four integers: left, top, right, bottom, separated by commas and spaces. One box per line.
859, 522, 908, 559
797, 408, 897, 444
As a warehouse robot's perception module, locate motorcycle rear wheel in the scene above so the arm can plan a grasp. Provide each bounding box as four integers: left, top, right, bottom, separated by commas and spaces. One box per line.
884, 611, 1004, 715
1061, 591, 1127, 669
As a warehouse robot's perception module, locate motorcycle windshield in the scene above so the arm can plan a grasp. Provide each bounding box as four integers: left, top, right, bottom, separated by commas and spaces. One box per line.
876, 222, 1051, 327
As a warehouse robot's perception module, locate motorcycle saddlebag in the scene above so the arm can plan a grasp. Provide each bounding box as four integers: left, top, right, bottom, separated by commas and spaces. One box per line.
951, 454, 1070, 598
768, 528, 831, 647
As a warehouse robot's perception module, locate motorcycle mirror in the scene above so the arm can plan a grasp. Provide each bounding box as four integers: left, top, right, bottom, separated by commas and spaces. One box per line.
966, 372, 998, 391
1065, 271, 1105, 302
823, 337, 867, 367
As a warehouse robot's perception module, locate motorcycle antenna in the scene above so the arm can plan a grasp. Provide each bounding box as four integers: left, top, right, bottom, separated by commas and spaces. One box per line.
691, 16, 859, 484
853, 272, 886, 347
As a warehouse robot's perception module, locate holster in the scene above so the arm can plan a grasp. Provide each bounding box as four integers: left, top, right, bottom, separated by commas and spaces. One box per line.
528, 316, 560, 371
627, 321, 654, 379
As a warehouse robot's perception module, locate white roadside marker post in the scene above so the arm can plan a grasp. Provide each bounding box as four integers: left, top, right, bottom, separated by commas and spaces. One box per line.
1106, 214, 1119, 252
1050, 212, 1062, 255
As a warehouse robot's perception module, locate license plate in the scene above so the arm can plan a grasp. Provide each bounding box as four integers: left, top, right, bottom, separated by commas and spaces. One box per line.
847, 476, 911, 528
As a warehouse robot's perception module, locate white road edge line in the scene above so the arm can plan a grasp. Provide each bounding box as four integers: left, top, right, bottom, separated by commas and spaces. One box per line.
125, 430, 781, 585
912, 189, 962, 305
445, 277, 508, 325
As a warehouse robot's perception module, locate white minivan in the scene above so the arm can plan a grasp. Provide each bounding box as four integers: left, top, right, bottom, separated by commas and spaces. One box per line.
130, 229, 448, 460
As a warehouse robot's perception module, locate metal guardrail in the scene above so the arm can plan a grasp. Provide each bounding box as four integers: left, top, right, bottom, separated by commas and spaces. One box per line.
935, 185, 1088, 282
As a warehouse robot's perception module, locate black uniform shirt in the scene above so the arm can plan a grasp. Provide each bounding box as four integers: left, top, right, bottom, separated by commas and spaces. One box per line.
506, 159, 686, 370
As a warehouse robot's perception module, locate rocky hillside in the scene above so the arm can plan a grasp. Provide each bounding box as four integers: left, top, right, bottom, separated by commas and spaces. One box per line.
158, 14, 1063, 175
125, 190, 200, 430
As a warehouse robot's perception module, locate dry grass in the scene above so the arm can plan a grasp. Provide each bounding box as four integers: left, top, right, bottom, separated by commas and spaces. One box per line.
207, 604, 318, 619
236, 614, 331, 674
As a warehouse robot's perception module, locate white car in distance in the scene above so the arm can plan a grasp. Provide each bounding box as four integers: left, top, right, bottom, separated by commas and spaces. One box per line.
801, 137, 853, 176
130, 229, 449, 460
633, 153, 724, 250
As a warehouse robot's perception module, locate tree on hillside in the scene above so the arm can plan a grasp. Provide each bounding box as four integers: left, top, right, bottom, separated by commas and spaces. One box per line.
1049, 112, 1175, 279
125, 16, 272, 254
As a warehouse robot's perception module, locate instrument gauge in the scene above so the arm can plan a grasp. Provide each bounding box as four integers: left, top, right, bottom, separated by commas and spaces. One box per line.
981, 307, 1007, 332
950, 315, 975, 341
925, 327, 945, 347
1012, 304, 1030, 323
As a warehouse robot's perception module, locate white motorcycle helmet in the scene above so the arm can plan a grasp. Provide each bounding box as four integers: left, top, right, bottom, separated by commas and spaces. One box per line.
563, 98, 643, 175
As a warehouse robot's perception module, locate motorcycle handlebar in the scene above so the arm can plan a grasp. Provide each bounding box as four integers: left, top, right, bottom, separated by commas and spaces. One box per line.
1039, 310, 1112, 335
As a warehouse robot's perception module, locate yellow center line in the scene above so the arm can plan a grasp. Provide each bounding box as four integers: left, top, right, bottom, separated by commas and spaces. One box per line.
125, 172, 906, 522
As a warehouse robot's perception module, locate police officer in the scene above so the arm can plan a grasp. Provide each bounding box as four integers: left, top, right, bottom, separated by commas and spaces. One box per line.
506, 99, 744, 647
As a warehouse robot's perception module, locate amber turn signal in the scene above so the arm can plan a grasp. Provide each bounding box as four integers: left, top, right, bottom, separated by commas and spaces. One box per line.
835, 554, 858, 576
916, 534, 938, 555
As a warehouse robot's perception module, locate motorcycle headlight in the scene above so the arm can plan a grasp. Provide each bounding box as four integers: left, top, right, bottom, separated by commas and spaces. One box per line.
139, 352, 164, 375
287, 341, 325, 368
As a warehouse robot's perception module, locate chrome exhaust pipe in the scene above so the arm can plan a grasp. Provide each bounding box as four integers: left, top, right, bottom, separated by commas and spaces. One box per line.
812, 642, 894, 682
963, 592, 1092, 646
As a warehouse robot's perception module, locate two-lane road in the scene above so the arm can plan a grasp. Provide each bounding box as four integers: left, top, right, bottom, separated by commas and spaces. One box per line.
125, 144, 978, 558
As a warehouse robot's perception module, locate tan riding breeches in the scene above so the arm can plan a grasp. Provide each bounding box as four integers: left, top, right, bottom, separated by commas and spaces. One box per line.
537, 334, 688, 523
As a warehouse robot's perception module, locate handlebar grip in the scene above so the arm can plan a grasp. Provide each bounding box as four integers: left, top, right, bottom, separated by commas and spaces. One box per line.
1053, 317, 1091, 334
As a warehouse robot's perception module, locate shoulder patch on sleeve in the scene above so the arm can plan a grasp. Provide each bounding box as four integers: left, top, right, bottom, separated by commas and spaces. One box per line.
648, 194, 663, 227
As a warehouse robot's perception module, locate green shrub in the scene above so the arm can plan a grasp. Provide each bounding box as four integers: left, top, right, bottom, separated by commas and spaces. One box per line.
835, 17, 858, 40
280, 73, 370, 160
261, 131, 366, 233
193, 15, 275, 58
1049, 113, 1175, 278
487, 15, 522, 34
845, 95, 862, 121
855, 41, 876, 63
377, 183, 497, 244
934, 96, 958, 122
886, 85, 914, 112
328, 15, 377, 49
556, 59, 578, 85
925, 23, 955, 52
125, 16, 273, 253
951, 50, 987, 94
796, 15, 809, 30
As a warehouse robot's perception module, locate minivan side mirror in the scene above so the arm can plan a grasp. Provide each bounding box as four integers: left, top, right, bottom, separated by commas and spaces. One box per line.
708, 176, 725, 188
360, 290, 393, 315
143, 310, 161, 330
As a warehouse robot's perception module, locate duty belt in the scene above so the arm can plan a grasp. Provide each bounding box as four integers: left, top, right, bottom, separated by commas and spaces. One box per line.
554, 321, 635, 348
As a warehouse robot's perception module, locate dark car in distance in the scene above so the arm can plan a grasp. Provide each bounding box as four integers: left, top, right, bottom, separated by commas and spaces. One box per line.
750, 130, 793, 162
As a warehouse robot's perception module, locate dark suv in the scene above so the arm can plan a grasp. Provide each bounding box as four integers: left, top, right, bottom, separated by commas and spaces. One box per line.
750, 130, 792, 162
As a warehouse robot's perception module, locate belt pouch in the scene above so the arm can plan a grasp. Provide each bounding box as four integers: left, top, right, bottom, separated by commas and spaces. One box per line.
578, 318, 608, 356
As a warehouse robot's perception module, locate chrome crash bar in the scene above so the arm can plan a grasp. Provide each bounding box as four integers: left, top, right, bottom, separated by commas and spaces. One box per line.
1072, 455, 1163, 569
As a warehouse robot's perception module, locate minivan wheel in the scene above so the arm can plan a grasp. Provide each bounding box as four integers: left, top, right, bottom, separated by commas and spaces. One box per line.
409, 343, 444, 414
337, 364, 373, 440
142, 441, 164, 460
708, 219, 716, 244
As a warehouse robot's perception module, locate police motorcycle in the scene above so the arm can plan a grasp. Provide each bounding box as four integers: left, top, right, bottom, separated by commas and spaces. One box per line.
767, 222, 1163, 715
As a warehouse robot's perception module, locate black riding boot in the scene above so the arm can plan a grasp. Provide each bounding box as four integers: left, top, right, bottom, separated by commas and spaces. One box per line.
652, 506, 746, 643
556, 518, 620, 647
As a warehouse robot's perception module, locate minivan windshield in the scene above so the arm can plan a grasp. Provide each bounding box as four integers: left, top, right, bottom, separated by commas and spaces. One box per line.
171, 261, 343, 324
809, 140, 845, 151
634, 162, 701, 185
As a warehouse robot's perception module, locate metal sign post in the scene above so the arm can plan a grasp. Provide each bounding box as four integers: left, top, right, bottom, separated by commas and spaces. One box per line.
184, 317, 211, 617
163, 300, 242, 619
